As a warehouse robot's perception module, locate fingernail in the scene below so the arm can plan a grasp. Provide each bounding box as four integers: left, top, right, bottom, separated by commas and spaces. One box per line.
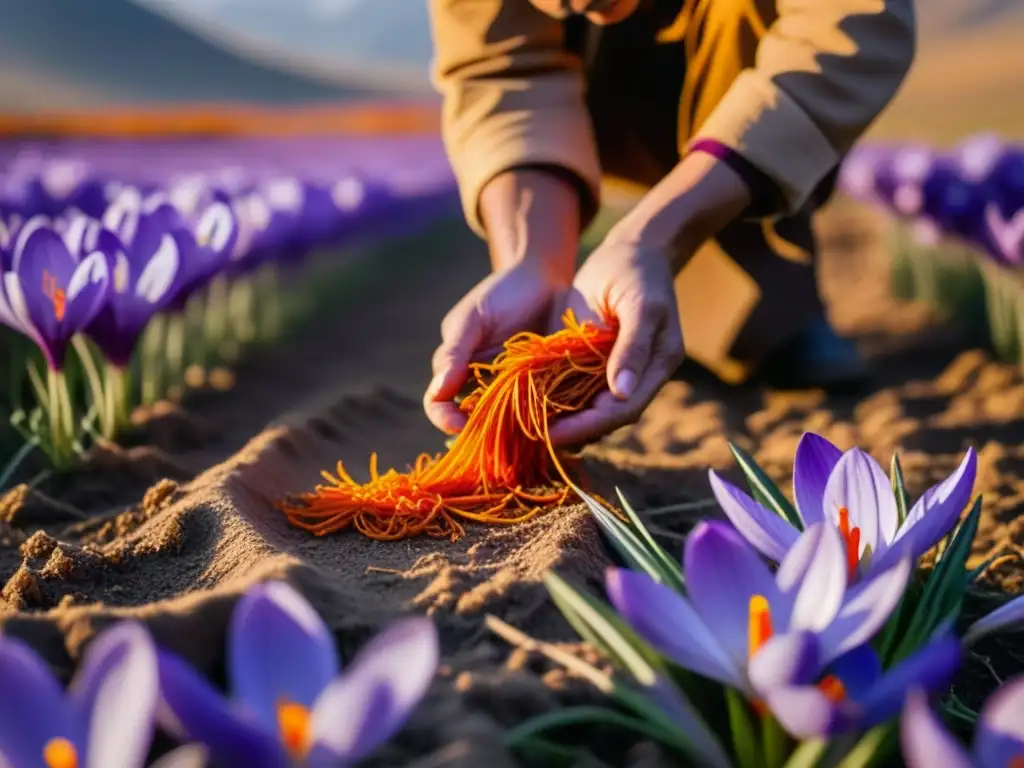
427, 371, 447, 399
614, 369, 636, 399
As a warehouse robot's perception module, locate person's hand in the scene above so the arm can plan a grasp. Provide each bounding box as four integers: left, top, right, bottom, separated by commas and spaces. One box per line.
548, 236, 685, 446
424, 260, 569, 434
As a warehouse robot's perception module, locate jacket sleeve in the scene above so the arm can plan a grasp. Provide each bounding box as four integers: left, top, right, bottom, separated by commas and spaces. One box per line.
428, 0, 603, 237
688, 0, 916, 215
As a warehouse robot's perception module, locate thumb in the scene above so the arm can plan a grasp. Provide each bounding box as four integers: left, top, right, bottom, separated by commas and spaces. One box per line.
428, 311, 485, 402
605, 303, 659, 400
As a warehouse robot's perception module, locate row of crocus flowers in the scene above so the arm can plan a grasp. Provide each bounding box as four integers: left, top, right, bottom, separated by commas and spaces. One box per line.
0, 432, 1020, 766
837, 132, 1023, 266
0, 137, 459, 471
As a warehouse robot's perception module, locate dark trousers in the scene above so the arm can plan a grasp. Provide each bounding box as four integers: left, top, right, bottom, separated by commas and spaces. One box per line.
568, 1, 827, 383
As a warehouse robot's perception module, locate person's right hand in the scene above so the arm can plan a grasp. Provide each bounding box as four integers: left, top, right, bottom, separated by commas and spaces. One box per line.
423, 260, 569, 434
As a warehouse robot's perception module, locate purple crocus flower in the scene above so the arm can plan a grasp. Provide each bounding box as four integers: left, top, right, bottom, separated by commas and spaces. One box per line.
69, 200, 195, 367
606, 521, 911, 698
0, 621, 188, 768
157, 581, 439, 768
0, 221, 109, 369
164, 198, 237, 310
710, 432, 976, 579
762, 634, 961, 738
902, 676, 1024, 768
983, 200, 1024, 265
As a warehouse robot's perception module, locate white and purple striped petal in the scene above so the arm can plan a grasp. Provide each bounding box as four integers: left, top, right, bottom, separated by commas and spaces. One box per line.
606, 567, 742, 687
708, 470, 799, 562
793, 433, 843, 527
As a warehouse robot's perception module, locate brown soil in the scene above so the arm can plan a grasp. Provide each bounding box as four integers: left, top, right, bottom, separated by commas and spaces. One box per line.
0, 202, 1021, 767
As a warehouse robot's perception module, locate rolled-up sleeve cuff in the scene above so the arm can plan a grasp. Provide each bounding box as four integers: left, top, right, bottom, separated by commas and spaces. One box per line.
686, 70, 840, 215
449, 108, 602, 238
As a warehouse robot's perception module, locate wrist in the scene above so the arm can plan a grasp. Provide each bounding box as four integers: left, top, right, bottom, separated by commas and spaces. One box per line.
482, 169, 580, 285
607, 152, 752, 267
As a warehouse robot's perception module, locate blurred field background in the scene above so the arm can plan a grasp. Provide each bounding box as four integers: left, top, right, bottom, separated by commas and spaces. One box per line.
0, 0, 1020, 140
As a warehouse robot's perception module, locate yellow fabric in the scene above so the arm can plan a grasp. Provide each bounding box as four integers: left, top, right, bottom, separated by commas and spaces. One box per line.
673, 238, 760, 383
428, 0, 916, 232
428, 0, 602, 237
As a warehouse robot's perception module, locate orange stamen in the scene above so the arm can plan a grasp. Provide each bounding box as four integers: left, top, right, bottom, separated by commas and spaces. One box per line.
277, 700, 311, 759
818, 674, 847, 702
42, 271, 67, 322
276, 309, 620, 541
1008, 756, 1024, 768
748, 594, 773, 659
837, 507, 861, 579
43, 738, 78, 768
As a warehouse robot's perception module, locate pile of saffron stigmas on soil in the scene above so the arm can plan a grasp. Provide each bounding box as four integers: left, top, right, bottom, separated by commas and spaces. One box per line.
277, 308, 619, 540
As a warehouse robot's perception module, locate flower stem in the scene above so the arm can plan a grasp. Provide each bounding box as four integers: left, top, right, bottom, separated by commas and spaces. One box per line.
72, 336, 112, 439
165, 313, 187, 387
203, 275, 230, 365
141, 314, 167, 405
228, 278, 256, 347
46, 367, 75, 469
257, 266, 281, 341
104, 364, 130, 432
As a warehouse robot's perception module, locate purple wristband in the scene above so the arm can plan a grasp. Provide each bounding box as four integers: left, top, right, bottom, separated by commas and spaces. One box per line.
689, 139, 784, 218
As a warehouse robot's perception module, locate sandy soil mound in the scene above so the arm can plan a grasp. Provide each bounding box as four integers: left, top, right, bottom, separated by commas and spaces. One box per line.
0, 205, 1021, 766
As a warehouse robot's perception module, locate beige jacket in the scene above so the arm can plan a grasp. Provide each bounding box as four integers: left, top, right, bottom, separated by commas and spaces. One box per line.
427, 0, 916, 237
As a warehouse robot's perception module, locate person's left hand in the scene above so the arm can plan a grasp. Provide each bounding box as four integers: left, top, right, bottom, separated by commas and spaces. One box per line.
548, 234, 685, 446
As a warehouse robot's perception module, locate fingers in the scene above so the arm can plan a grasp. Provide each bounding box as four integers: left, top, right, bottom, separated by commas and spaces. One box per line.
423, 309, 485, 434
605, 301, 662, 399
549, 316, 684, 447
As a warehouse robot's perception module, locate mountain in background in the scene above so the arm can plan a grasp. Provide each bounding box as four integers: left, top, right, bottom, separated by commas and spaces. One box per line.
0, 0, 430, 112
138, 0, 434, 85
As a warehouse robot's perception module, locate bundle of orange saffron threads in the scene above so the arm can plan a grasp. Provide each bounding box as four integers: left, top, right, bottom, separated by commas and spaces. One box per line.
276, 308, 618, 541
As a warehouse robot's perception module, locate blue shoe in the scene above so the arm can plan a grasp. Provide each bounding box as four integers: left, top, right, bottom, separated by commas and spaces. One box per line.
758, 316, 870, 391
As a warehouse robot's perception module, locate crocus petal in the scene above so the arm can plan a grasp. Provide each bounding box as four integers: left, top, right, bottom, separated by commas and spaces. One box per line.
63, 251, 109, 330
134, 234, 179, 303
17, 227, 76, 342
684, 521, 780, 669
310, 616, 438, 762
763, 686, 847, 739
0, 635, 84, 767
605, 568, 742, 687
775, 522, 847, 632
307, 682, 392, 765
79, 622, 159, 768
974, 676, 1024, 766
195, 201, 237, 254
229, 582, 339, 732
708, 470, 799, 562
823, 448, 899, 554
900, 689, 973, 768
2, 273, 43, 344
892, 449, 977, 560
963, 593, 1024, 646
61, 215, 92, 257
0, 276, 20, 331
11, 214, 52, 270
149, 744, 209, 768
748, 632, 822, 695
818, 555, 912, 663
857, 636, 962, 728
793, 433, 843, 527
825, 644, 881, 701
157, 650, 286, 768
